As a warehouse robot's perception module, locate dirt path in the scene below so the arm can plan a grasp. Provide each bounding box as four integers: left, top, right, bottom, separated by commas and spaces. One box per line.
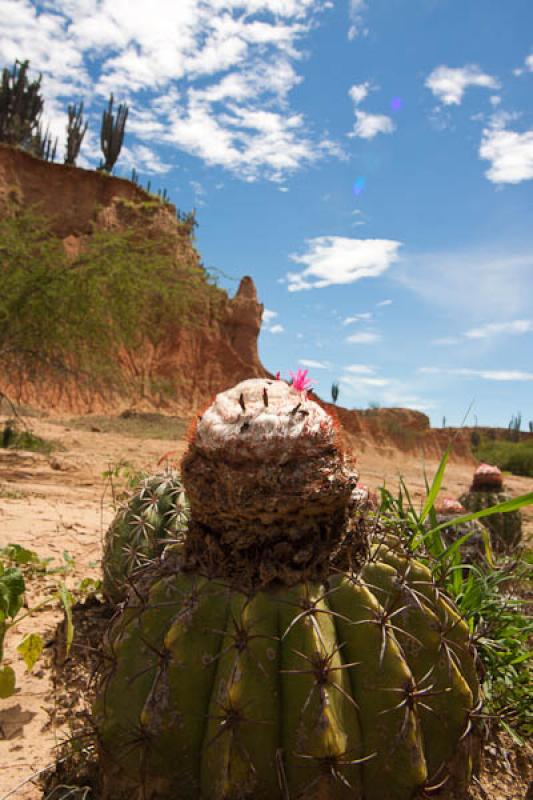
0, 416, 531, 799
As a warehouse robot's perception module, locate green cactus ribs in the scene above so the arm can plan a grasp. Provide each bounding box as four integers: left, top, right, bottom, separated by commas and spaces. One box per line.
181, 378, 363, 587
94, 377, 481, 800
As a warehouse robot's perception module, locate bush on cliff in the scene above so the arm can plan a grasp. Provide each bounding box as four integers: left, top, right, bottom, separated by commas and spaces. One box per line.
0, 207, 224, 395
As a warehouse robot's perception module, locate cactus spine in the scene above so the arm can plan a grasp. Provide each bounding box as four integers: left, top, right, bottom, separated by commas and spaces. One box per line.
95, 379, 480, 799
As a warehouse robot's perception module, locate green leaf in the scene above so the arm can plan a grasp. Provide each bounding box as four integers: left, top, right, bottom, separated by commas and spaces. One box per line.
419, 446, 450, 523
0, 543, 40, 565
0, 566, 25, 618
17, 632, 44, 671
432, 492, 533, 534
0, 665, 16, 698
57, 583, 74, 656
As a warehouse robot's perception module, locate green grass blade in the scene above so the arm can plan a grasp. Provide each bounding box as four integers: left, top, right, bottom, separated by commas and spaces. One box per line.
419, 446, 450, 524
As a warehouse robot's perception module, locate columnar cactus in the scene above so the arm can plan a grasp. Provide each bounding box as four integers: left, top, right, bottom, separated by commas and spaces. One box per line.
95, 378, 480, 800
101, 469, 188, 603
459, 464, 522, 554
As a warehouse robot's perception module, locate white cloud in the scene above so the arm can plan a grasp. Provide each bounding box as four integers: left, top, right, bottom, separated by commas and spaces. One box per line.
0, 0, 335, 182
419, 367, 533, 382
287, 236, 402, 291
527, 53, 533, 71
425, 65, 499, 106
349, 110, 395, 140
376, 299, 392, 307
343, 312, 373, 325
464, 320, 533, 339
298, 358, 329, 369
348, 82, 371, 106
346, 331, 381, 344
479, 126, 533, 184
341, 371, 433, 411
262, 308, 284, 334
263, 309, 278, 324
348, 0, 367, 40
344, 364, 375, 374
397, 248, 533, 320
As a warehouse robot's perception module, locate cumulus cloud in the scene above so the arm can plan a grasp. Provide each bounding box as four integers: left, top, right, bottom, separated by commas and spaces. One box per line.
287, 236, 402, 291
348, 82, 372, 106
0, 0, 334, 181
348, 0, 367, 40
349, 110, 395, 139
479, 126, 533, 184
425, 65, 499, 106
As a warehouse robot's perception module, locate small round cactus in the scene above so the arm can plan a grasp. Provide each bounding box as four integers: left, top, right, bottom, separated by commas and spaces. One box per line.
95, 378, 480, 800
102, 469, 188, 603
460, 464, 522, 554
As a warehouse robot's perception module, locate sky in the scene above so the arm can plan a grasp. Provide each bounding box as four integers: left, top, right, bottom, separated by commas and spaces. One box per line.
1, 0, 533, 427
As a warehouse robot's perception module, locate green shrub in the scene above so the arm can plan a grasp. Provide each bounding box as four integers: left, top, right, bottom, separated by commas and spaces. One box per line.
474, 439, 533, 478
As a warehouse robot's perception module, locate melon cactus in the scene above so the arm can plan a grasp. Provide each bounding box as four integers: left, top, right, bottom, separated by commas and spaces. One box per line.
459, 464, 522, 554
95, 377, 480, 800
431, 498, 490, 563
102, 469, 188, 603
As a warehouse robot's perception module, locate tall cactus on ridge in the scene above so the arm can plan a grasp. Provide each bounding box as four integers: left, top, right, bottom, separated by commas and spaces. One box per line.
99, 93, 128, 173
0, 59, 43, 148
65, 101, 88, 165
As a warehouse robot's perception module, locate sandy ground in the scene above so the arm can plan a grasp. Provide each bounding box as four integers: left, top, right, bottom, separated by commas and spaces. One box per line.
0, 415, 532, 799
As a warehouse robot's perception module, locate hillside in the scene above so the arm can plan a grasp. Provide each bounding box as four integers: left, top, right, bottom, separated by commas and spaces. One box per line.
0, 145, 267, 413
0, 145, 474, 460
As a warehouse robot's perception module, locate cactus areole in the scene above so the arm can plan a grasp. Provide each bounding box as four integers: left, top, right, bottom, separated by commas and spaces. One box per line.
95, 378, 480, 800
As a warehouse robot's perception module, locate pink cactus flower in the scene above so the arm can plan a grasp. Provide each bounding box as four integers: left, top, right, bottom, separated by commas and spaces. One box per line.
275, 371, 281, 380
289, 368, 316, 394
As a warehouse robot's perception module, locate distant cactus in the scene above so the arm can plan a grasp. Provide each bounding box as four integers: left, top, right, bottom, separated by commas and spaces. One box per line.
331, 380, 340, 404
99, 93, 128, 173
130, 167, 138, 185
0, 59, 43, 149
65, 101, 88, 166
32, 122, 57, 162
459, 464, 522, 554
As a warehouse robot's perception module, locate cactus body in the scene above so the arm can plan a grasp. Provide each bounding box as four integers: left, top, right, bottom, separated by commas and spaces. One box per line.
459, 466, 522, 554
95, 548, 478, 800
95, 379, 480, 799
102, 470, 188, 603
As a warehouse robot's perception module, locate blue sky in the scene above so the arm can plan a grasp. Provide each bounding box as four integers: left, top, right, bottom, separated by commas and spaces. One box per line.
2, 0, 532, 426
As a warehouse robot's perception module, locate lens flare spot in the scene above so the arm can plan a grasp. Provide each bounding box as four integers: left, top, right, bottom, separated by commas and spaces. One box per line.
353, 176, 366, 196
390, 97, 402, 112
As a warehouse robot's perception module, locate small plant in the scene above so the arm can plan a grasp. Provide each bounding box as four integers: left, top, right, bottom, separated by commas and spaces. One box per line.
375, 447, 533, 740
1, 419, 56, 454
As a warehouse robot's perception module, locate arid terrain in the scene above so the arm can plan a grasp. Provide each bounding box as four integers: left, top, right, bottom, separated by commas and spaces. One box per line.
0, 412, 532, 799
